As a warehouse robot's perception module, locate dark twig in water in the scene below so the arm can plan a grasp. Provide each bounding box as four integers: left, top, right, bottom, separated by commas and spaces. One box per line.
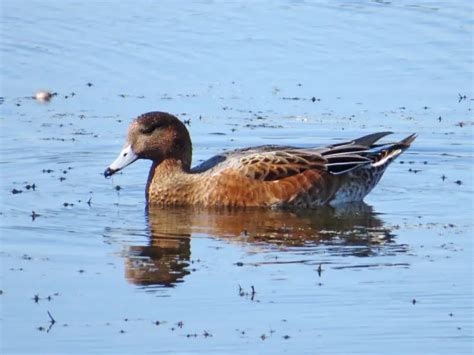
46, 310, 56, 333
47, 310, 56, 324
203, 330, 212, 338
238, 285, 257, 301
317, 263, 323, 277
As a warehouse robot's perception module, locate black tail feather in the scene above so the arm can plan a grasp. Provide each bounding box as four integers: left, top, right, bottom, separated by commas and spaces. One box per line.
352, 131, 393, 147
325, 133, 417, 174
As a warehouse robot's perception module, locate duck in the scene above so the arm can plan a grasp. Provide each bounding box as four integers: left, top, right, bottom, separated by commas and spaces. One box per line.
104, 111, 416, 208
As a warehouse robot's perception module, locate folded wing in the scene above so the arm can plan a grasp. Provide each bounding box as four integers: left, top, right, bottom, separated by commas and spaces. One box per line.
192, 132, 416, 181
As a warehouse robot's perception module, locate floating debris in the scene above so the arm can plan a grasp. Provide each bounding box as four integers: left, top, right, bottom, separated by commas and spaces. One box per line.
25, 184, 36, 190
238, 285, 256, 301
317, 263, 323, 277
47, 310, 56, 325
203, 330, 212, 338
31, 211, 40, 221
34, 90, 54, 102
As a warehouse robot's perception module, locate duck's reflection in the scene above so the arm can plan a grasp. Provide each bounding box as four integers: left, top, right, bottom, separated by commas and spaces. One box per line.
124, 203, 402, 287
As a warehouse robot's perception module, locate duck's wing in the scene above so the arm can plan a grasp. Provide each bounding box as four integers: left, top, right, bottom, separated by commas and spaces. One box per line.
216, 148, 328, 181
190, 145, 296, 175
191, 132, 416, 181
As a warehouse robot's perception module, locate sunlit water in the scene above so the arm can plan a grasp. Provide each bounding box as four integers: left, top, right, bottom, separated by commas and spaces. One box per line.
1, 1, 473, 354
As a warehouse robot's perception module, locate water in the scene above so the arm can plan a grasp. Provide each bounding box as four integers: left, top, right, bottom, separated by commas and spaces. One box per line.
1, 0, 473, 354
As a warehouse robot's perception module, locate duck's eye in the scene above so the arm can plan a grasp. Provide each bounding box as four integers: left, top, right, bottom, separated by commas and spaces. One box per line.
123, 152, 128, 157
140, 122, 165, 135
140, 126, 156, 135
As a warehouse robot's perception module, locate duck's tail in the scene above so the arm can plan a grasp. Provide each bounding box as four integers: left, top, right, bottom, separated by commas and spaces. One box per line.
323, 132, 417, 174
327, 133, 417, 205
369, 133, 417, 168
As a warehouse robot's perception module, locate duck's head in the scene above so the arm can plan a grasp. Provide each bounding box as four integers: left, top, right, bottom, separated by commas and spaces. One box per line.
104, 112, 192, 177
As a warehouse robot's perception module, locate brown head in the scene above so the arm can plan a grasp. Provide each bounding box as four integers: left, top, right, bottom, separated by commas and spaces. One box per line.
104, 112, 192, 177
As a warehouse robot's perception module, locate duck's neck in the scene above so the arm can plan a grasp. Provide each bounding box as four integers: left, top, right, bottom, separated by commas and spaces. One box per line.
146, 159, 192, 204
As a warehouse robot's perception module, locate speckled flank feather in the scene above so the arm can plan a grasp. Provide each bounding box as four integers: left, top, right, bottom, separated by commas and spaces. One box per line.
105, 112, 416, 208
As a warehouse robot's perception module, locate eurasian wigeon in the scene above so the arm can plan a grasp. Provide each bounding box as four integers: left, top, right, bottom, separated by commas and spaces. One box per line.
104, 111, 416, 208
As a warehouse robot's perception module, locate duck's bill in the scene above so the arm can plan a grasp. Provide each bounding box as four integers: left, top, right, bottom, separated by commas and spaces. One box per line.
104, 145, 138, 178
